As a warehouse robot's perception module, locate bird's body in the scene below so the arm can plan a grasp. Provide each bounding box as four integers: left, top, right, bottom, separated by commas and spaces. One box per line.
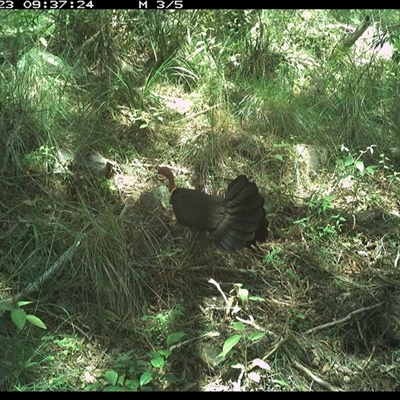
158, 166, 267, 254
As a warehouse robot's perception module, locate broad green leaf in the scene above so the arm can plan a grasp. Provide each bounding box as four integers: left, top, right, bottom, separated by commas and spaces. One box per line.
140, 370, 153, 386
366, 165, 378, 175
166, 332, 185, 347
218, 334, 241, 358
160, 373, 178, 383
158, 349, 171, 358
26, 314, 47, 329
125, 379, 139, 391
344, 157, 354, 167
105, 369, 118, 386
11, 309, 26, 330
103, 385, 123, 392
275, 154, 284, 161
150, 356, 164, 369
85, 382, 102, 391
355, 160, 364, 171
233, 321, 244, 331
248, 332, 265, 342
147, 350, 159, 358
0, 301, 13, 311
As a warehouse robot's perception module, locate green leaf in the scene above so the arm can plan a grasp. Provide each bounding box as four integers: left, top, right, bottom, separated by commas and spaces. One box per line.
85, 382, 102, 391
105, 369, 118, 386
17, 301, 33, 307
0, 301, 14, 311
160, 373, 179, 383
125, 379, 139, 391
139, 370, 153, 386
237, 288, 249, 302
150, 356, 164, 369
355, 160, 364, 171
103, 385, 123, 392
249, 296, 265, 302
248, 332, 265, 342
275, 154, 284, 161
11, 309, 27, 330
233, 321, 244, 331
366, 165, 378, 175
344, 157, 354, 167
26, 314, 47, 329
166, 332, 185, 347
158, 349, 171, 358
218, 334, 241, 358
273, 379, 290, 387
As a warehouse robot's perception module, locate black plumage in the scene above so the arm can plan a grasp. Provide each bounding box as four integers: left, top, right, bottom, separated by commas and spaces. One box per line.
158, 167, 267, 254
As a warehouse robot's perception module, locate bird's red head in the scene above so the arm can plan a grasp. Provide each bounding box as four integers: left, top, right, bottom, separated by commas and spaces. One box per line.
158, 166, 176, 192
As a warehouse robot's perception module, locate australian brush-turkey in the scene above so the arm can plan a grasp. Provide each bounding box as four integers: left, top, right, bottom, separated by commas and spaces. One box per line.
158, 166, 267, 254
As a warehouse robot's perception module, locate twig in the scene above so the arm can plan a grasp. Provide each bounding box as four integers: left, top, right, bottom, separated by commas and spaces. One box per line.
394, 252, 400, 268
191, 265, 251, 274
305, 302, 385, 335
262, 335, 292, 361
169, 331, 220, 351
118, 203, 131, 220
235, 315, 263, 331
232, 366, 245, 392
4, 234, 84, 303
177, 104, 221, 122
208, 278, 231, 317
294, 362, 340, 392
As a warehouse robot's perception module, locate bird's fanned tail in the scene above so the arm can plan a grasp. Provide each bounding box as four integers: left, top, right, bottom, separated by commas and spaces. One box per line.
209, 175, 266, 254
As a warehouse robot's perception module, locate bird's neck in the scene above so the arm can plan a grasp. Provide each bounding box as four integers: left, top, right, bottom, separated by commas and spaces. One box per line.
166, 171, 177, 202
166, 172, 176, 193
169, 187, 177, 202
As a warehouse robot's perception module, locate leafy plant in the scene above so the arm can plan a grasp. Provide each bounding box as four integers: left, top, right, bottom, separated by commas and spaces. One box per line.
293, 193, 346, 241
86, 331, 184, 392
0, 300, 47, 330
215, 284, 269, 391
335, 145, 379, 178
263, 245, 281, 264
140, 304, 185, 346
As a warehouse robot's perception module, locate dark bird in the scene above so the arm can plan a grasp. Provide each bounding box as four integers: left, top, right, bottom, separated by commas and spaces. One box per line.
158, 166, 267, 254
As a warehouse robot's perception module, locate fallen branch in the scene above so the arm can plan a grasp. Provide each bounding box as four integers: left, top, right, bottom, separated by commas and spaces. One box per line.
305, 301, 385, 335
4, 234, 84, 303
294, 361, 340, 391
343, 15, 370, 47
262, 335, 293, 361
